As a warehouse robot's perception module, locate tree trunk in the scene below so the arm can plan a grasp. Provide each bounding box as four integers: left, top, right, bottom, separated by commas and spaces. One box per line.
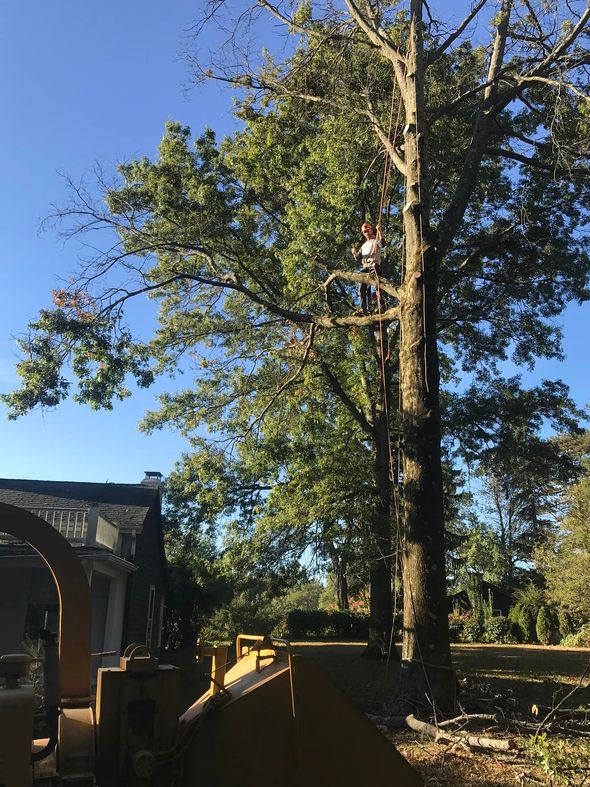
398, 0, 455, 713
334, 559, 349, 611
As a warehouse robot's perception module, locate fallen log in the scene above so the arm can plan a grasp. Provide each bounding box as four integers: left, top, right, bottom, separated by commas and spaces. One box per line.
405, 714, 516, 752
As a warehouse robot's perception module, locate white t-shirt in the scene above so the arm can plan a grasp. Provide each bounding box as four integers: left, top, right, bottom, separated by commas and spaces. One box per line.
360, 237, 381, 268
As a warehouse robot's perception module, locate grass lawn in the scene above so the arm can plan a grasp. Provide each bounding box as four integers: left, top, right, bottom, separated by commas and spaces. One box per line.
291, 641, 590, 786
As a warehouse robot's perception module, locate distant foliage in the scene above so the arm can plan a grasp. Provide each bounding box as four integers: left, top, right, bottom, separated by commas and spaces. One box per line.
541, 463, 590, 621
536, 606, 560, 645
558, 608, 575, 640
514, 583, 545, 617
448, 611, 470, 643
561, 623, 590, 649
507, 605, 524, 642
199, 595, 277, 646
448, 612, 518, 644
198, 582, 327, 646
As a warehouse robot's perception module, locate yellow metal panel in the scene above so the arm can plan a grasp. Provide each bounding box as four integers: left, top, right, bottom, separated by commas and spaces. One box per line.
95, 664, 181, 786
0, 684, 35, 787
180, 648, 423, 787
58, 707, 95, 782
289, 655, 423, 787
183, 671, 298, 787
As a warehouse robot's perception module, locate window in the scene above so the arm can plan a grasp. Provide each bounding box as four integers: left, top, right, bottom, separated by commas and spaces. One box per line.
145, 585, 156, 647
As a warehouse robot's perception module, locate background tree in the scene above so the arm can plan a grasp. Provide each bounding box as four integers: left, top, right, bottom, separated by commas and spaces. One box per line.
446, 377, 584, 584
537, 452, 590, 623
4, 1, 590, 712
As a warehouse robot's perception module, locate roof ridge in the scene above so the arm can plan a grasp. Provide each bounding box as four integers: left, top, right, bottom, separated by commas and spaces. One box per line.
0, 477, 147, 489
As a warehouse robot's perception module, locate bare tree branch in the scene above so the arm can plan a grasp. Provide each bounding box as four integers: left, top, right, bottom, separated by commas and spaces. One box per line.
319, 358, 375, 436
244, 324, 317, 436
426, 0, 488, 65
436, 0, 512, 257
485, 146, 590, 178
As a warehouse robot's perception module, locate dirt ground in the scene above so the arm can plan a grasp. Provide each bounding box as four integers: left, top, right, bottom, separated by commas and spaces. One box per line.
290, 641, 590, 786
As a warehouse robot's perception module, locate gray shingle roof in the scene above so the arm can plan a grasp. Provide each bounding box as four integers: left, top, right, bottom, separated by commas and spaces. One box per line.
0, 478, 159, 531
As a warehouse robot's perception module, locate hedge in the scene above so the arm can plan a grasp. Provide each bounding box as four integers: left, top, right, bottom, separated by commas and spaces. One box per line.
286, 609, 369, 638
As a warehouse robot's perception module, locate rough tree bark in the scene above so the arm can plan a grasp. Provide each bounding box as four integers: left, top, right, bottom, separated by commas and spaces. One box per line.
397, 0, 454, 713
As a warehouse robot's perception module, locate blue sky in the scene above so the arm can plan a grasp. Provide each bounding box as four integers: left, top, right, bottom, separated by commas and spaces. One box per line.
0, 1, 588, 485
0, 0, 239, 484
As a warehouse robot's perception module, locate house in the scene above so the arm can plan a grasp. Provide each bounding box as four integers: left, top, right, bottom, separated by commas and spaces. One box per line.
448, 580, 514, 618
0, 473, 167, 671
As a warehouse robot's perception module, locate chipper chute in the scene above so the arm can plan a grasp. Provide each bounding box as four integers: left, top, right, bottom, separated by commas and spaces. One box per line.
179, 635, 423, 787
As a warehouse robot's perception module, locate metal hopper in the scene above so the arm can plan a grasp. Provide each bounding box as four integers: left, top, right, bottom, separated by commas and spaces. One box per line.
179, 635, 423, 786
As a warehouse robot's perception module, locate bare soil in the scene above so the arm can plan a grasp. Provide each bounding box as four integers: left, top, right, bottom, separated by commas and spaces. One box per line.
291, 641, 590, 786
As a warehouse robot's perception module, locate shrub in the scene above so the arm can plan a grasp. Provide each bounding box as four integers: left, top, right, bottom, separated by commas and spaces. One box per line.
448, 611, 468, 643
512, 583, 545, 642
557, 608, 575, 640
331, 611, 353, 638
462, 615, 484, 643
561, 623, 590, 648
514, 582, 545, 617
526, 733, 590, 785
536, 606, 560, 645
199, 597, 276, 646
349, 614, 370, 639
286, 609, 369, 639
507, 605, 524, 642
483, 615, 519, 644
516, 604, 537, 643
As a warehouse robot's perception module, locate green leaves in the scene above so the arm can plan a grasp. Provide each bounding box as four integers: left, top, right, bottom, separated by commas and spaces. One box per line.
2, 304, 153, 416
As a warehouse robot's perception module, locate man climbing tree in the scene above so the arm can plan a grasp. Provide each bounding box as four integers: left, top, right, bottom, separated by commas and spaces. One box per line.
4, 1, 589, 714
352, 222, 383, 313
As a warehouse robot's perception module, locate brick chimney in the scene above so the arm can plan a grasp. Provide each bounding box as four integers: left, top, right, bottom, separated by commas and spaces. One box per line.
141, 471, 163, 487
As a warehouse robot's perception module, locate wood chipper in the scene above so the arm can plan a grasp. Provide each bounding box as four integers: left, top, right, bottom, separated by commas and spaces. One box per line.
0, 502, 423, 786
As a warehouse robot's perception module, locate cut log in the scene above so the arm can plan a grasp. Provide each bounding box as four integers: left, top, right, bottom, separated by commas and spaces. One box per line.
405, 714, 516, 752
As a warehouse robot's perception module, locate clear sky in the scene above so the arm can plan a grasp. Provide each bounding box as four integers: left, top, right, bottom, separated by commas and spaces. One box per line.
0, 1, 588, 485
0, 0, 241, 484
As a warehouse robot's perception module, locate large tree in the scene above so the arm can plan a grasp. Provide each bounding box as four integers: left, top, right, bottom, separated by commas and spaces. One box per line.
4, 1, 590, 712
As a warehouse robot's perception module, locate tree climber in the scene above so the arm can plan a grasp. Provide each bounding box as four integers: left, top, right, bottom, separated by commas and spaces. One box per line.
351, 222, 383, 314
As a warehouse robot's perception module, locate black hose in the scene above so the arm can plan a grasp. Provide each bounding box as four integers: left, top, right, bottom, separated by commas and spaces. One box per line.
31, 706, 59, 762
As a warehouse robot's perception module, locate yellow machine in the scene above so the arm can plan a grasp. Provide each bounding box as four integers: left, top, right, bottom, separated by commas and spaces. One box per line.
0, 502, 423, 786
